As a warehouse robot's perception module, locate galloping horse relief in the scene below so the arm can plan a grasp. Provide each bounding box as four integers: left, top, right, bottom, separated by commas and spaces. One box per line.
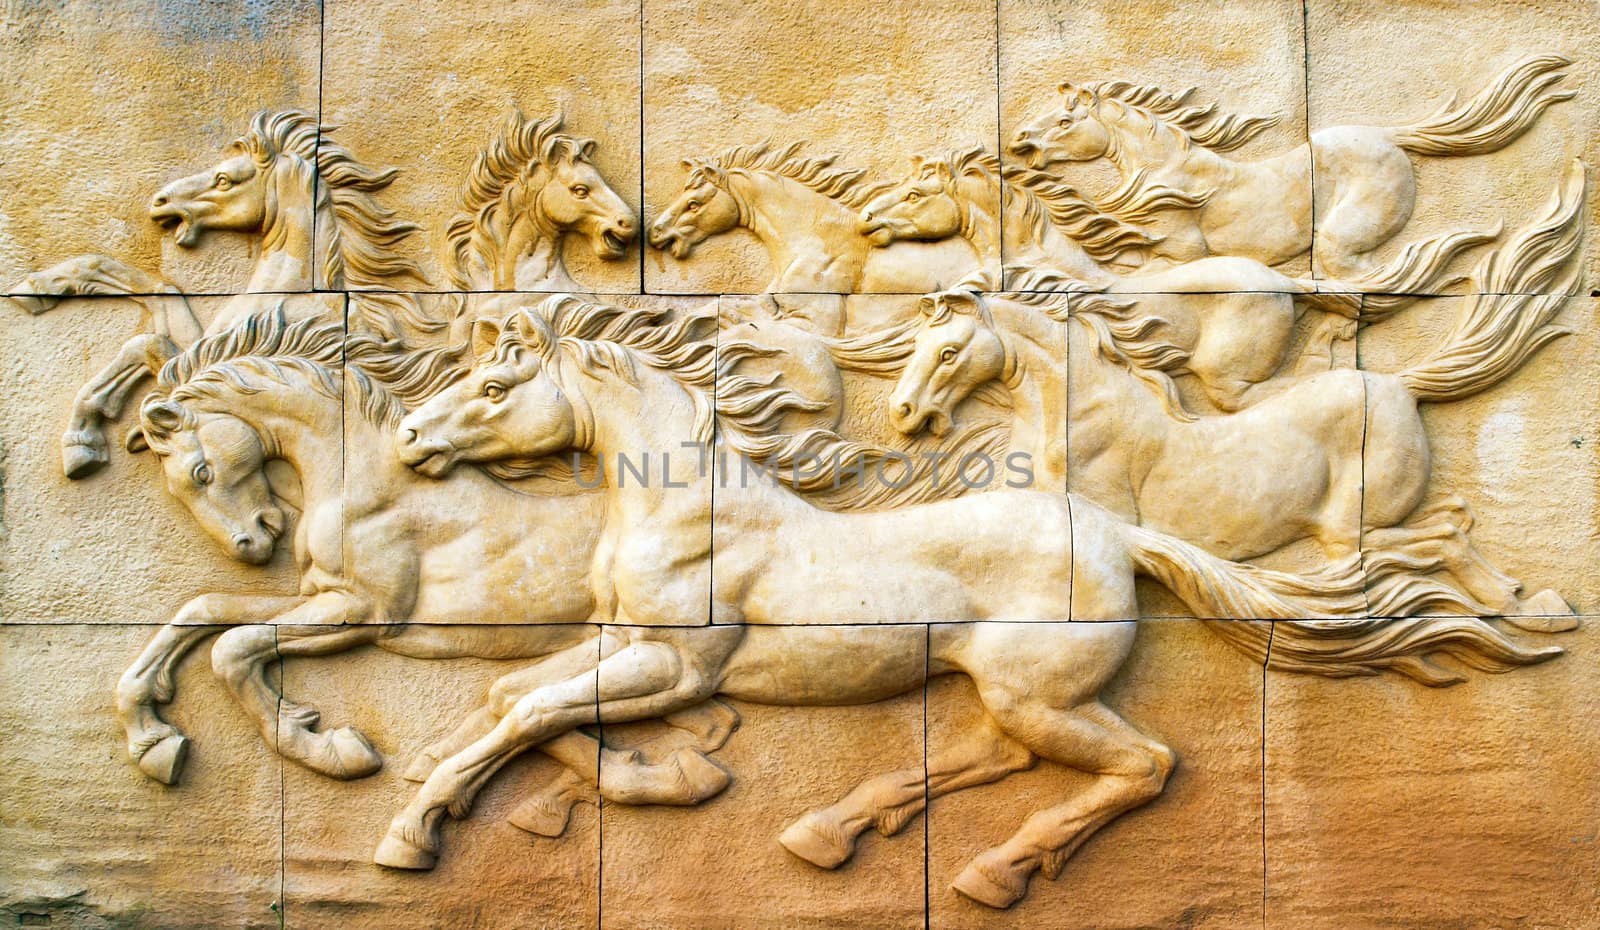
7, 49, 1587, 910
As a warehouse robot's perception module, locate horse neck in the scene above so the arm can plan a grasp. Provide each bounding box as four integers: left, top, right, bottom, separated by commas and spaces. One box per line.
950, 174, 1003, 260
984, 301, 1068, 459
1001, 182, 1113, 285
205, 374, 346, 505
731, 173, 865, 278
249, 158, 332, 292
502, 204, 577, 290
577, 362, 712, 528
1100, 105, 1230, 185
1064, 316, 1170, 442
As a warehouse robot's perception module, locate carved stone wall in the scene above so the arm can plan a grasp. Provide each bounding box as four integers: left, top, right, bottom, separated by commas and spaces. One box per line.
1, 1, 1596, 928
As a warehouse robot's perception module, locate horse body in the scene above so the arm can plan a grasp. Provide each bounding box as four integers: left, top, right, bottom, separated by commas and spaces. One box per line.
1010, 57, 1573, 276
380, 294, 1398, 904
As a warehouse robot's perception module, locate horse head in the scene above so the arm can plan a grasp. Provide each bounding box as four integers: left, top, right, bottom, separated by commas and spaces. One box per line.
858, 156, 965, 246
130, 394, 285, 564
647, 159, 743, 259
397, 307, 577, 478
889, 289, 1004, 437
1009, 83, 1111, 169
150, 110, 320, 248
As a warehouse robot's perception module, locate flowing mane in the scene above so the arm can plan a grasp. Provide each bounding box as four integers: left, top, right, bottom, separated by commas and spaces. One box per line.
1083, 80, 1281, 152
236, 110, 438, 338
442, 110, 599, 289
685, 142, 886, 209
975, 278, 1198, 422
146, 309, 409, 433
493, 295, 1005, 508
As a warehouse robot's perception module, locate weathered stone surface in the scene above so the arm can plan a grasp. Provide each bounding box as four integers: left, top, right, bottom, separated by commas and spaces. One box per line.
0, 623, 282, 929
0, 0, 321, 295
1265, 620, 1600, 929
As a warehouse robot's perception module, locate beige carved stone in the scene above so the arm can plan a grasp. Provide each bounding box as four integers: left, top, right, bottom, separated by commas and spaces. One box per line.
1, 3, 1596, 926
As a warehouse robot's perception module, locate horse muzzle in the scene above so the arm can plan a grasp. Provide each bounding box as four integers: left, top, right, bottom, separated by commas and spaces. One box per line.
396, 427, 459, 478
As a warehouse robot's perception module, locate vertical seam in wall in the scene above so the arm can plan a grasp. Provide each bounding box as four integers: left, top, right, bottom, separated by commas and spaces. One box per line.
1260, 621, 1273, 930
596, 635, 604, 930
275, 625, 286, 930
312, 0, 327, 292
1300, 0, 1317, 281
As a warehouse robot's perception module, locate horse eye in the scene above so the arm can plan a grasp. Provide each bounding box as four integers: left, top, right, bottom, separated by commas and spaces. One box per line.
193, 463, 213, 485
1058, 118, 1072, 129
570, 185, 590, 199
939, 347, 958, 364
906, 191, 921, 202
685, 201, 700, 212
214, 174, 233, 190
483, 383, 507, 402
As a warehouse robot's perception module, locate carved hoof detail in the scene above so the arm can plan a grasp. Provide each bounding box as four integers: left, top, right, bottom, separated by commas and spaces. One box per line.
323, 727, 383, 779
62, 436, 109, 480
1503, 591, 1578, 632
373, 830, 437, 871
401, 752, 439, 783
136, 733, 190, 786
671, 747, 732, 803
507, 793, 578, 838
778, 813, 854, 869
952, 858, 1028, 909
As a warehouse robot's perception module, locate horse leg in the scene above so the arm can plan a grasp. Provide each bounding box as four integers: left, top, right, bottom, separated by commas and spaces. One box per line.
953, 698, 1175, 909
376, 629, 737, 870
1364, 498, 1575, 630
114, 593, 306, 784
62, 332, 177, 478
780, 707, 1035, 869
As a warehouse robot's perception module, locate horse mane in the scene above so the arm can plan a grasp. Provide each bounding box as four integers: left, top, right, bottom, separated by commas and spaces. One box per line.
976, 280, 1198, 422
1084, 80, 1281, 152
148, 309, 410, 435
237, 110, 440, 340
441, 109, 600, 289
686, 141, 887, 210
998, 164, 1164, 262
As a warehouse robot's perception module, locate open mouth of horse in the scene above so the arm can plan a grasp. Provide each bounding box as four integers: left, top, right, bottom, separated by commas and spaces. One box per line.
598, 228, 631, 258
151, 205, 198, 247
403, 445, 459, 479
859, 220, 898, 246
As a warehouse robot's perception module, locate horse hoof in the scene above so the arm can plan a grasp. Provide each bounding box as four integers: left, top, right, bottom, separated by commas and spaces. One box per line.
952, 859, 1028, 909
507, 794, 576, 838
374, 831, 437, 871
327, 727, 383, 779
62, 440, 108, 480
671, 747, 732, 803
136, 733, 190, 785
778, 813, 853, 869
1504, 591, 1577, 632
401, 753, 439, 783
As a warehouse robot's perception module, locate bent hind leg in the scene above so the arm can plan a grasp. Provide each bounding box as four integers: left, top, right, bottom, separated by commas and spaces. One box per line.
954, 696, 1175, 908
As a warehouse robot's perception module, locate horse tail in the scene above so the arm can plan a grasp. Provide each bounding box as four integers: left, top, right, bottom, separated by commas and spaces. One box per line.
1117, 521, 1369, 619
1391, 54, 1573, 156
1201, 617, 1565, 687
1398, 159, 1583, 404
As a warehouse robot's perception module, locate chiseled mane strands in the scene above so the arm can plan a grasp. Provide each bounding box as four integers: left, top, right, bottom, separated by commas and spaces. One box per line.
1084, 79, 1282, 152
149, 309, 409, 432
238, 110, 437, 338
987, 282, 1198, 422
686, 141, 887, 210
998, 163, 1164, 261
442, 109, 599, 289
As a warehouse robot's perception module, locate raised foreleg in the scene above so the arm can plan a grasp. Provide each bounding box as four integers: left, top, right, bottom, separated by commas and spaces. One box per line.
64, 332, 178, 477
114, 593, 307, 784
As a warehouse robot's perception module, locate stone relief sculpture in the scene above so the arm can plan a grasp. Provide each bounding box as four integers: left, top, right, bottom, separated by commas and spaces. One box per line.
1008, 54, 1574, 276
6, 50, 1587, 911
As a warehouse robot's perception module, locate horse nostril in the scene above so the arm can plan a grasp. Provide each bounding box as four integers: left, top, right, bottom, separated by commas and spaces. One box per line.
152, 192, 168, 206
896, 402, 914, 419
232, 533, 252, 550
402, 428, 417, 445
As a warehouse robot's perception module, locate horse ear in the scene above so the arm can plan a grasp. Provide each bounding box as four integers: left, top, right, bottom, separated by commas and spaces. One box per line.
125, 428, 149, 453
470, 317, 503, 359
